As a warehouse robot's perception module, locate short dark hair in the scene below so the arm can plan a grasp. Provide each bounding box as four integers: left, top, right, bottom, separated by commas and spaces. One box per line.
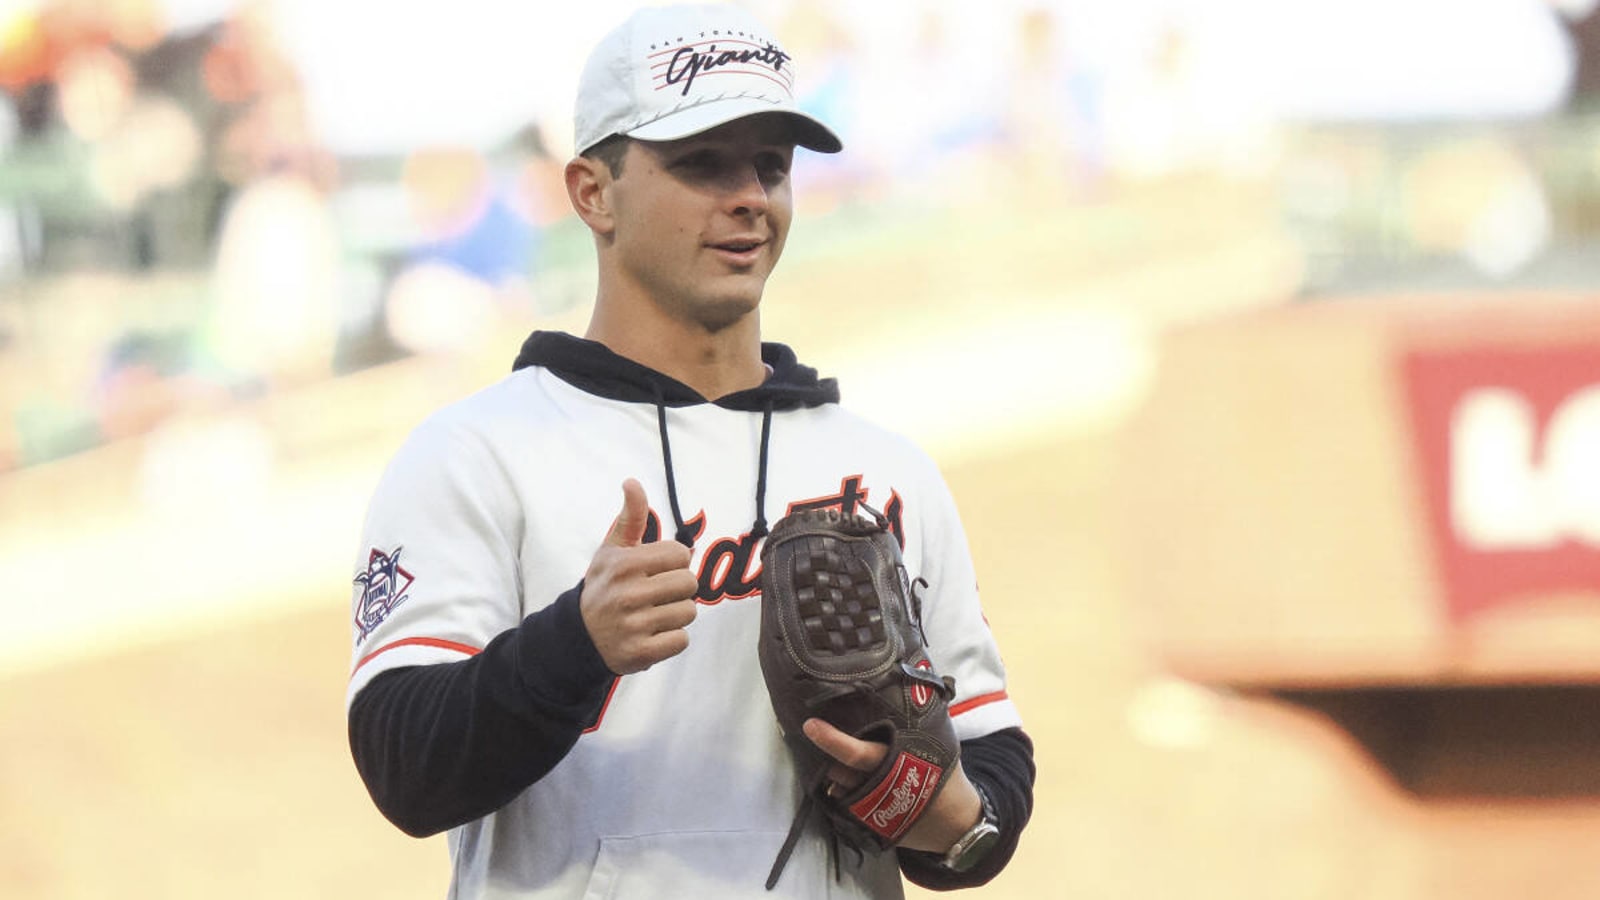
582, 134, 631, 177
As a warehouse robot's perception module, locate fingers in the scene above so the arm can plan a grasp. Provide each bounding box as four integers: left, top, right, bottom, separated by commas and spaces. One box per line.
600, 568, 698, 614
583, 480, 700, 675
608, 539, 692, 579
605, 478, 651, 547
586, 574, 699, 674
638, 590, 698, 633
802, 718, 889, 778
606, 601, 697, 674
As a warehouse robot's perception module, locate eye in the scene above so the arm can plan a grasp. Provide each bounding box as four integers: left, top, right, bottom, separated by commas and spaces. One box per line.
673, 150, 720, 172
756, 152, 791, 181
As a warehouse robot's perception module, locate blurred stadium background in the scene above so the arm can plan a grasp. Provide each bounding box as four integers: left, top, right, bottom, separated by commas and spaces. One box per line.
3, 0, 1600, 897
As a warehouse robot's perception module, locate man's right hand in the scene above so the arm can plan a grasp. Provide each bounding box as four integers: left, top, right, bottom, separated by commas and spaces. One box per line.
579, 478, 699, 674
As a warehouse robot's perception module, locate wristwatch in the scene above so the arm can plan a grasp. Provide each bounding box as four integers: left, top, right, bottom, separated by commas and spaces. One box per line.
940, 784, 1001, 873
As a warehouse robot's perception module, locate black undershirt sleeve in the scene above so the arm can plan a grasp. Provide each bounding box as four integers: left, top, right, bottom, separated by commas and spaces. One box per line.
347, 581, 616, 838
896, 726, 1037, 890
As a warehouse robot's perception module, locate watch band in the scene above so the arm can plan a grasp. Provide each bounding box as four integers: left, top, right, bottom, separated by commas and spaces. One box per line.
940, 783, 1001, 873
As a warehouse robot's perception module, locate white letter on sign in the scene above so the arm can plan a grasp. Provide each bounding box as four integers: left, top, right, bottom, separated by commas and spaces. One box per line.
1544, 386, 1600, 544
1451, 386, 1600, 549
1452, 388, 1549, 548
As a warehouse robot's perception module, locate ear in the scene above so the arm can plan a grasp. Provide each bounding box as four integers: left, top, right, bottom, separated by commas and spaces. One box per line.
565, 155, 616, 237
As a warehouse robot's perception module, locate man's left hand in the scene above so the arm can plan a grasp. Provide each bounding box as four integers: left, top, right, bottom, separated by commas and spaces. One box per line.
801, 717, 982, 854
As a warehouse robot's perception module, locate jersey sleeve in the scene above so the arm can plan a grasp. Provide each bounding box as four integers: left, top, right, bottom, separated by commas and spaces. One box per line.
910, 463, 1023, 742
346, 415, 525, 709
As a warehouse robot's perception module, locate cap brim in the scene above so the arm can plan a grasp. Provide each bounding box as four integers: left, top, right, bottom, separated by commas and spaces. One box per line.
625, 97, 842, 154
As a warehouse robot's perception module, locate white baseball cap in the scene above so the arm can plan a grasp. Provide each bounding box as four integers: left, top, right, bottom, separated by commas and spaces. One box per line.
573, 3, 842, 156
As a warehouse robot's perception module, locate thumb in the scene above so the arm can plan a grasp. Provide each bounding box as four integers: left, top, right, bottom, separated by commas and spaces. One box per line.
605, 478, 650, 547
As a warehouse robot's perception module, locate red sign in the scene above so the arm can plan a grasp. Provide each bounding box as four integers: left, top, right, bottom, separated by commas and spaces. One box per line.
1402, 345, 1600, 621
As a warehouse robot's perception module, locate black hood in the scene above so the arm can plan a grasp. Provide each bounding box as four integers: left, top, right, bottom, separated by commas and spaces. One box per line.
512, 330, 837, 546
511, 331, 839, 411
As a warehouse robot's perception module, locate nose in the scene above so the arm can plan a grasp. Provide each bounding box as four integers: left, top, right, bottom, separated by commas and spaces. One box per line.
727, 164, 769, 218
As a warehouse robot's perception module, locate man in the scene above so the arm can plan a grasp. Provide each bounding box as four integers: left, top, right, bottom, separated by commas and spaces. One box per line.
346, 5, 1034, 898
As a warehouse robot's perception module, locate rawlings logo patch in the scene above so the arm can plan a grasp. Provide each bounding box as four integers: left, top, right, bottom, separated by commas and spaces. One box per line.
849, 752, 943, 842
354, 547, 413, 642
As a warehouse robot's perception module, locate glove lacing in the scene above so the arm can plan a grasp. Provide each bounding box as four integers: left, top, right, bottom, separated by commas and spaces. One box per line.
766, 760, 868, 890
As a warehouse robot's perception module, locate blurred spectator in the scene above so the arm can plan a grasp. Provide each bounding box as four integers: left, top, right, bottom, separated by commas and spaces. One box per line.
382, 125, 562, 357
1555, 0, 1600, 104
0, 0, 327, 272
207, 3, 332, 191
1400, 138, 1553, 278
402, 145, 533, 286
0, 0, 131, 139
93, 329, 191, 441
510, 124, 573, 233
206, 163, 340, 387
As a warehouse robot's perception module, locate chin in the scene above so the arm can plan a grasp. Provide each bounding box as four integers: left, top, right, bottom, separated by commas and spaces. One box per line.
691, 295, 762, 333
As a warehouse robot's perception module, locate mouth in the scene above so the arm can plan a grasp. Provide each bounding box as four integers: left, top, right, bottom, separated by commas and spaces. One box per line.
707, 237, 767, 264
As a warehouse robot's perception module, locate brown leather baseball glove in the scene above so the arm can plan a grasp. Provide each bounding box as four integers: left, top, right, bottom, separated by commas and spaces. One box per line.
757, 506, 958, 890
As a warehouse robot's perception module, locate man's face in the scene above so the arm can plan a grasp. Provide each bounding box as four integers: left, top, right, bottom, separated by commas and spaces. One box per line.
606, 114, 796, 333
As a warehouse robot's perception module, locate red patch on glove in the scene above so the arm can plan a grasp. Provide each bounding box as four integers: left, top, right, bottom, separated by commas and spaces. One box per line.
849, 752, 944, 842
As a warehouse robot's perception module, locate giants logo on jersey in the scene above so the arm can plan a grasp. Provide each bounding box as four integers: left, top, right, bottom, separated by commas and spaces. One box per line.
641, 475, 906, 605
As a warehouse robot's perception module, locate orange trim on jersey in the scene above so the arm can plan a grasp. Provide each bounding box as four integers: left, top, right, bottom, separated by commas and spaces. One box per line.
950, 690, 1008, 717
582, 676, 622, 734
351, 636, 481, 677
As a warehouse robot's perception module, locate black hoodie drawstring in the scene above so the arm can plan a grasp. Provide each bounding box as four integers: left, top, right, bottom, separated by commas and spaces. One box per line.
654, 397, 696, 548
653, 394, 778, 548
751, 402, 774, 539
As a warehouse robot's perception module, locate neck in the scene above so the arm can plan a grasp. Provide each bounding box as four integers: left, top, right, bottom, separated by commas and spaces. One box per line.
586, 293, 766, 401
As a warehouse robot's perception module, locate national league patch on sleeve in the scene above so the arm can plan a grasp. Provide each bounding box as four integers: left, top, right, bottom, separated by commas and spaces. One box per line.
354, 546, 413, 642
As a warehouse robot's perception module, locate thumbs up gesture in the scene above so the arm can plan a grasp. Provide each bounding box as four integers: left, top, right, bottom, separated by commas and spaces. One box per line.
579, 479, 699, 674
